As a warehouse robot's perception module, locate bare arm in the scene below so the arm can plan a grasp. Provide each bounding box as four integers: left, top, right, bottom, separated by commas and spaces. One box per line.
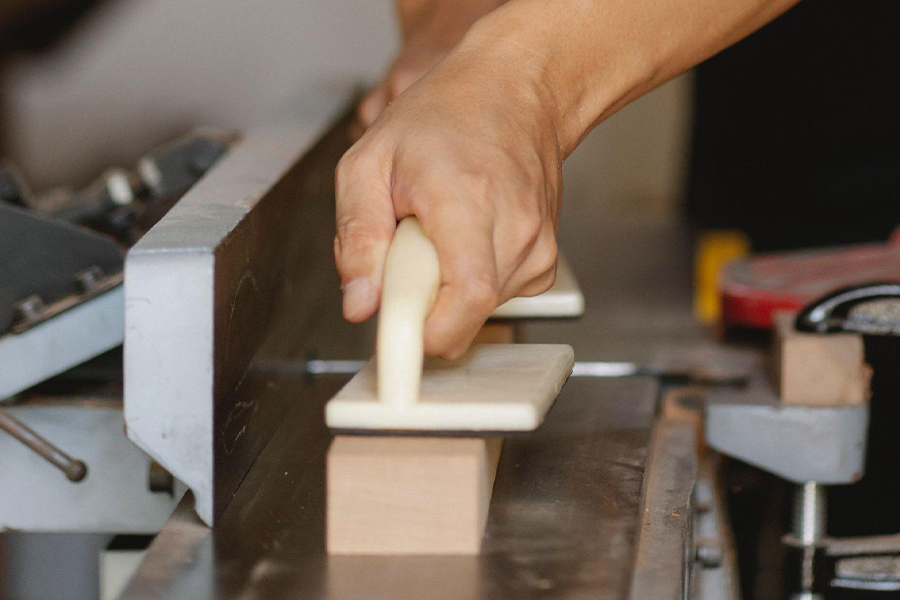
337, 0, 802, 358
358, 0, 504, 126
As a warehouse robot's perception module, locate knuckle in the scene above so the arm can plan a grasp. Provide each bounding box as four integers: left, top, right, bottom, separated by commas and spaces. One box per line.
462, 273, 500, 313
335, 217, 389, 256
516, 208, 543, 246
336, 216, 380, 242
533, 235, 559, 274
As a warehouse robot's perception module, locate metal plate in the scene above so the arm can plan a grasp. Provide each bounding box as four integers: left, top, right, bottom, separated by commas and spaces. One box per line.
0, 285, 124, 400
124, 89, 357, 525
0, 401, 177, 533
118, 375, 658, 600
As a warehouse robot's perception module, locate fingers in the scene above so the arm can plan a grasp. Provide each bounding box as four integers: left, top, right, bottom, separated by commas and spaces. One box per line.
358, 84, 389, 129
497, 223, 559, 301
334, 150, 396, 322
421, 208, 501, 359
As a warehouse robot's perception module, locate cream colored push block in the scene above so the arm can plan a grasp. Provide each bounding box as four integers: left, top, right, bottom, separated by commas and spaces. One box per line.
491, 255, 584, 319
325, 217, 573, 555
325, 218, 575, 433
327, 436, 502, 555
772, 311, 871, 406
327, 343, 573, 432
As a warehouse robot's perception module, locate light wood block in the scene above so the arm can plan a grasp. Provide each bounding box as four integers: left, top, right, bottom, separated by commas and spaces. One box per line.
327, 435, 502, 555
472, 322, 516, 344
772, 311, 870, 406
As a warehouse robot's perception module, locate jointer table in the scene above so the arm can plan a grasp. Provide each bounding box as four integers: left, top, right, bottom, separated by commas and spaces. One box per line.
118, 93, 735, 600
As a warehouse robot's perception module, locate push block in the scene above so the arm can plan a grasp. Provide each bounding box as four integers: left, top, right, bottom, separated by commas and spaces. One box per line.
326, 435, 502, 555
772, 311, 870, 406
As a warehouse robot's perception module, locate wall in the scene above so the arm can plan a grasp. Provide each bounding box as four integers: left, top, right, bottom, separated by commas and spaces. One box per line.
0, 0, 691, 218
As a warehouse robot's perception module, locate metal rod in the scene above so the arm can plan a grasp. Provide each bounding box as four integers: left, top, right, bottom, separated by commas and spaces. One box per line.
0, 407, 88, 482
791, 481, 826, 600
302, 359, 745, 386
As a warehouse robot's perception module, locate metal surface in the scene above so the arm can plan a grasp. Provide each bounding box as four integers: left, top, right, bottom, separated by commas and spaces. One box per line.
823, 533, 900, 557
833, 556, 900, 591
790, 482, 826, 600
0, 401, 178, 533
629, 418, 697, 600
0, 407, 87, 481
0, 284, 124, 401
693, 457, 740, 600
124, 89, 355, 526
793, 482, 826, 546
307, 359, 748, 387
705, 378, 868, 484
120, 376, 658, 600
0, 203, 123, 334
795, 283, 900, 336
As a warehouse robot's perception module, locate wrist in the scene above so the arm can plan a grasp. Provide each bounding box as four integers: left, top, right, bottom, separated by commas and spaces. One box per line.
399, 0, 506, 48
459, 0, 656, 156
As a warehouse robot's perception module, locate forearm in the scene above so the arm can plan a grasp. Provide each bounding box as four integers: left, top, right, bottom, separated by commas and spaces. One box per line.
396, 0, 506, 45
459, 0, 802, 155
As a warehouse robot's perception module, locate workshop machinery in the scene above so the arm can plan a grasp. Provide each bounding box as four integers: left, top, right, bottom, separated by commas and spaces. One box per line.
3, 87, 899, 600
118, 92, 900, 600
116, 91, 737, 600
0, 129, 234, 533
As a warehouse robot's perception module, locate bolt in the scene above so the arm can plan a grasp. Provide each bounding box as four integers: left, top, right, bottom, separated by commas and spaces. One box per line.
696, 540, 722, 568
75, 266, 104, 293
793, 482, 826, 545
106, 168, 135, 206
791, 482, 826, 598
13, 295, 45, 324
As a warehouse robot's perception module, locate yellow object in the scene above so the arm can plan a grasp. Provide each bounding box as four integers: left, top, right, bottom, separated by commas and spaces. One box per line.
694, 229, 751, 325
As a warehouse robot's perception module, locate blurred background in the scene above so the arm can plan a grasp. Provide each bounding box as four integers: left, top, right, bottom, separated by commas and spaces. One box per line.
0, 0, 691, 216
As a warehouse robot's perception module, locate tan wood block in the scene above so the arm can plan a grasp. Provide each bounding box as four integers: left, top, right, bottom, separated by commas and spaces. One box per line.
327, 435, 503, 555
472, 322, 516, 344
772, 311, 870, 406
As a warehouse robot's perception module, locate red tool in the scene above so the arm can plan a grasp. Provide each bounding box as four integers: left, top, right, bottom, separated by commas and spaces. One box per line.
720, 227, 900, 330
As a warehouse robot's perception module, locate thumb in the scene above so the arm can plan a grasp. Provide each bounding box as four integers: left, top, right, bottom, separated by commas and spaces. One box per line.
334, 151, 396, 322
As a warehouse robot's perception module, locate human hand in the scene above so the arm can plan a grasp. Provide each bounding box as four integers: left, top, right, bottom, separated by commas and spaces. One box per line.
335, 39, 563, 359
357, 40, 454, 128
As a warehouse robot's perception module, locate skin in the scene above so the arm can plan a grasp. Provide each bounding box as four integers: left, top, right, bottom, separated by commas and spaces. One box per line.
336, 0, 802, 359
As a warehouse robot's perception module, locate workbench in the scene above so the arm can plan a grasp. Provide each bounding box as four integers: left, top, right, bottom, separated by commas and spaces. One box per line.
116, 98, 735, 600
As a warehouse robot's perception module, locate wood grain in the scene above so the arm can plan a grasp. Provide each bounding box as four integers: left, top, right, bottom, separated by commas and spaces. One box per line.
327, 435, 503, 555
772, 311, 870, 406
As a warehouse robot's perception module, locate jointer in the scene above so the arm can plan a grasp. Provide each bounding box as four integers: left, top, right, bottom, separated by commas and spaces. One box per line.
117, 88, 747, 600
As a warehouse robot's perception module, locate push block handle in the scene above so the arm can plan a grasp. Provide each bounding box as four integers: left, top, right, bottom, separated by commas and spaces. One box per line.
377, 217, 440, 407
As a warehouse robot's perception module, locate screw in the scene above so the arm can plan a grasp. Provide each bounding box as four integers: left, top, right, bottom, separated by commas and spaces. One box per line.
13, 295, 45, 324
696, 540, 722, 568
791, 482, 826, 600
75, 266, 105, 293
793, 482, 826, 545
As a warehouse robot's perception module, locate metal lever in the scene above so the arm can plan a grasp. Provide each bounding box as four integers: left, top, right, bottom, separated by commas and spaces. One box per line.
0, 407, 88, 482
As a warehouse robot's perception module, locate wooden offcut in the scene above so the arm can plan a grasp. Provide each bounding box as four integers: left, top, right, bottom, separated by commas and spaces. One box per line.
772, 311, 870, 406
326, 435, 502, 555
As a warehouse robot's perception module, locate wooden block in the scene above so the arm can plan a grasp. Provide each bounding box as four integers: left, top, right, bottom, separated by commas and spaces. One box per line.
772, 311, 871, 406
473, 322, 516, 344
327, 435, 503, 555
